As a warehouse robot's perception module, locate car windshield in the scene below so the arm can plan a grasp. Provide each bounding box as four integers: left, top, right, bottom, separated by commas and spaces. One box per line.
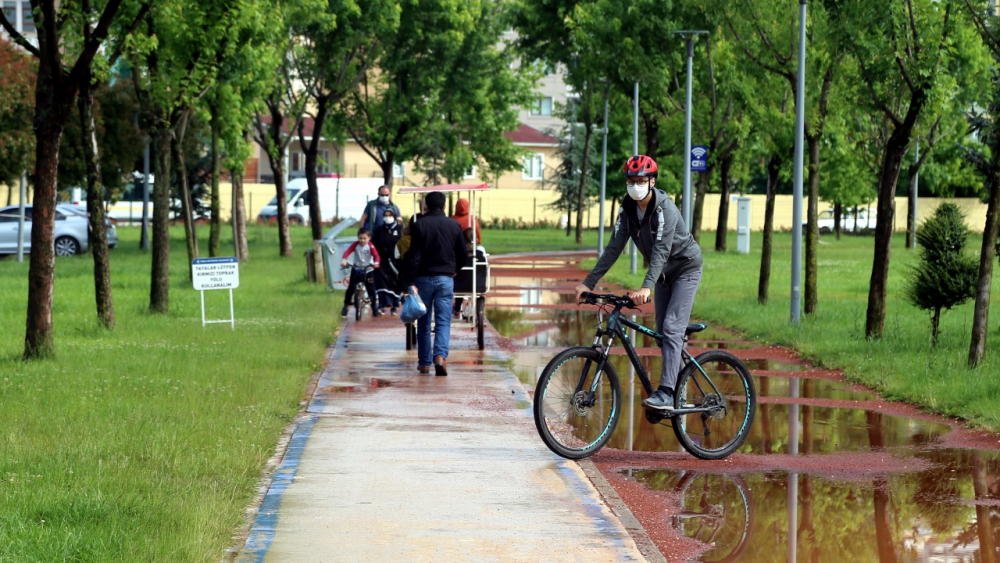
267, 188, 300, 206
820, 210, 834, 219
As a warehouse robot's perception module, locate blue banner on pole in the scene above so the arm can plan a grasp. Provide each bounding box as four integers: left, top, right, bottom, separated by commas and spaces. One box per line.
690, 145, 708, 172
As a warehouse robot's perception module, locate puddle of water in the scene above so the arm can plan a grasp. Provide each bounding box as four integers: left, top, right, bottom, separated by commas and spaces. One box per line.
607, 384, 948, 455
488, 306, 753, 350
517, 348, 943, 455
317, 377, 393, 394
628, 448, 1000, 562
741, 358, 811, 372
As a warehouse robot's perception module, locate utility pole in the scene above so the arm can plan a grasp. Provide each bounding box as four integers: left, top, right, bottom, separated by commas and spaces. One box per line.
673, 30, 708, 229
790, 0, 808, 324
598, 84, 610, 259
630, 81, 638, 274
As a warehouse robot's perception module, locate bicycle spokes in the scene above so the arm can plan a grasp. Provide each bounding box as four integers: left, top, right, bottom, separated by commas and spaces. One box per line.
676, 358, 754, 455
539, 353, 618, 453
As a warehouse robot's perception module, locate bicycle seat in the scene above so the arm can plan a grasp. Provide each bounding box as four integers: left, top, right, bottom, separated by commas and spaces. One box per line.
685, 323, 707, 335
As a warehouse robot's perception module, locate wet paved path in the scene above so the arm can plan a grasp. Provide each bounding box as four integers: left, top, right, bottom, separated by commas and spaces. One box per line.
235, 304, 646, 562
487, 252, 1000, 563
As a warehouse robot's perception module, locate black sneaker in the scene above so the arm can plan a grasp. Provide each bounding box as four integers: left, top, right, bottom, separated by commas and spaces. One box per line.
373, 309, 383, 318
642, 388, 675, 410
341, 306, 349, 317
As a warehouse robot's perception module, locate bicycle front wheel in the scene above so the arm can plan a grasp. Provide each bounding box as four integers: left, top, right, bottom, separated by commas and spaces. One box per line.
673, 350, 756, 460
533, 347, 621, 460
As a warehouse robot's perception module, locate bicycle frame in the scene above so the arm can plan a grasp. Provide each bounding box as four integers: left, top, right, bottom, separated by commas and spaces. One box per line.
578, 303, 725, 418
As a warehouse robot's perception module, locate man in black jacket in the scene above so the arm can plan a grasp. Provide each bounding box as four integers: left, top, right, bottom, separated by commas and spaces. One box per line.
575, 155, 703, 410
398, 191, 467, 375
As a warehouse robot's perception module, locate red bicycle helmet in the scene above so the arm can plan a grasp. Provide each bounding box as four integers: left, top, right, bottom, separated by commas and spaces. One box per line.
623, 155, 658, 178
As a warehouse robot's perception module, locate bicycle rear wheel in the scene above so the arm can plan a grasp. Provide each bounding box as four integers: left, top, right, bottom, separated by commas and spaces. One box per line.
533, 347, 620, 460
673, 350, 756, 460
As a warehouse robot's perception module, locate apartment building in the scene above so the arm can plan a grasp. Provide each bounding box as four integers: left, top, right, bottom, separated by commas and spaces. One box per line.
1, 1, 37, 44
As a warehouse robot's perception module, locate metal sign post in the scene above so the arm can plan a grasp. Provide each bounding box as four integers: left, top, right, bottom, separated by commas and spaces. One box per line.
192, 257, 240, 328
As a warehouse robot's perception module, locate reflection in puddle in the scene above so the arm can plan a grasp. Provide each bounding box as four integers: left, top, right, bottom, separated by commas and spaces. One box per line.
630, 449, 1000, 562
317, 377, 393, 394
608, 381, 948, 454
487, 306, 753, 349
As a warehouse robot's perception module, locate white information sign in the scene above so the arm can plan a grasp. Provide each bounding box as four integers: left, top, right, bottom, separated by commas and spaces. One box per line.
193, 257, 240, 290
192, 257, 239, 328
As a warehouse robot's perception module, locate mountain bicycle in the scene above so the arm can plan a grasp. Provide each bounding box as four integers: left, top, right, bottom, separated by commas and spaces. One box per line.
532, 292, 756, 460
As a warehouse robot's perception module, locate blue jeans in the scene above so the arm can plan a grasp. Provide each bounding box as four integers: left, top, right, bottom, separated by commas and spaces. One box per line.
414, 275, 454, 366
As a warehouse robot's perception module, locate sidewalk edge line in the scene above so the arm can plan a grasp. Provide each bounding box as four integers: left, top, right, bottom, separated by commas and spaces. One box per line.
221, 321, 350, 562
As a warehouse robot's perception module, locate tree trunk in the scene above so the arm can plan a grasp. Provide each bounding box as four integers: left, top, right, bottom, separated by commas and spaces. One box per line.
209, 105, 221, 257
380, 155, 394, 188
274, 157, 293, 256
24, 96, 69, 358
79, 75, 115, 330
301, 96, 329, 241
233, 169, 249, 262
575, 121, 594, 245
968, 153, 1000, 366
715, 152, 733, 252
905, 165, 919, 249
758, 156, 780, 305
853, 206, 860, 235
973, 452, 996, 563
641, 109, 659, 162
692, 165, 713, 243
805, 135, 820, 315
262, 102, 293, 257
866, 93, 926, 339
150, 130, 173, 314
171, 133, 198, 272
834, 202, 842, 240
932, 306, 941, 347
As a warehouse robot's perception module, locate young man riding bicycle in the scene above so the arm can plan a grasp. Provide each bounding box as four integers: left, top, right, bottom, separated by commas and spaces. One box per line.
574, 155, 703, 411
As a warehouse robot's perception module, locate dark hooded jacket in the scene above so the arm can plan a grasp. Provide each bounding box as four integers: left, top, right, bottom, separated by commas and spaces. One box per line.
583, 188, 702, 290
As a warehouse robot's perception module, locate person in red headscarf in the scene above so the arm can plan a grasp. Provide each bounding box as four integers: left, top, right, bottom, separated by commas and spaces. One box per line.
450, 198, 481, 244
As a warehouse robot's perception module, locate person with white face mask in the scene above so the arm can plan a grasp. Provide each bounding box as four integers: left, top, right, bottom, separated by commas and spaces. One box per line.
574, 155, 703, 410
359, 185, 401, 230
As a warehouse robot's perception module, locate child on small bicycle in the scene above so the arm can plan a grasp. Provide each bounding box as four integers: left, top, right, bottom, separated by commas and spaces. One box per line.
341, 228, 382, 318
575, 155, 703, 411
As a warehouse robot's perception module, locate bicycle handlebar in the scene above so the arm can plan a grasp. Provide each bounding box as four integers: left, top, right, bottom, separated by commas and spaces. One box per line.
580, 291, 648, 308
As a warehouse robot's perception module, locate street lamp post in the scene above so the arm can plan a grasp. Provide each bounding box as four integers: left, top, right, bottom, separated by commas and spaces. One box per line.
673, 30, 708, 229
911, 141, 918, 248
141, 138, 150, 250
630, 81, 639, 274
598, 83, 610, 259
17, 172, 26, 263
790, 0, 807, 324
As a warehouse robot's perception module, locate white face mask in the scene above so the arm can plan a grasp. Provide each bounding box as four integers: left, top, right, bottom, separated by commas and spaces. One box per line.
383, 217, 394, 226
378, 195, 390, 204
627, 183, 650, 201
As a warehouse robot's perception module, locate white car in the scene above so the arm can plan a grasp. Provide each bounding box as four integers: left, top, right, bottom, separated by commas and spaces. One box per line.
809, 208, 877, 234
0, 204, 118, 256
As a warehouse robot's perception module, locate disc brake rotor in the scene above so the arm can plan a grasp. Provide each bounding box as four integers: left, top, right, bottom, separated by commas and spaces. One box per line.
572, 391, 590, 416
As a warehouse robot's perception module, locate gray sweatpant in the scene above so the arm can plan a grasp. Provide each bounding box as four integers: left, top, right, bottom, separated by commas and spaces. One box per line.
654, 267, 703, 391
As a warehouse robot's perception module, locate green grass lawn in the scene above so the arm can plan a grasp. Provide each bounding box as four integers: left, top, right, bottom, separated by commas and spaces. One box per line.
0, 224, 336, 562
586, 230, 1000, 431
